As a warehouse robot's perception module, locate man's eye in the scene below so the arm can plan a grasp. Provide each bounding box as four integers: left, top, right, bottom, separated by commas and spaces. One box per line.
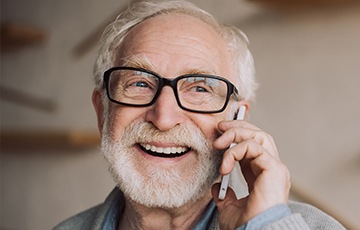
190, 86, 209, 93
195, 86, 208, 92
132, 81, 149, 88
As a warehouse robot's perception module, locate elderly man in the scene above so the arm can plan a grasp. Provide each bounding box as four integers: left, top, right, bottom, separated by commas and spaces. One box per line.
55, 1, 344, 229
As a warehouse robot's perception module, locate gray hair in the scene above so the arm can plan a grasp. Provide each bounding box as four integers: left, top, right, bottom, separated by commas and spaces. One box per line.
94, 0, 257, 103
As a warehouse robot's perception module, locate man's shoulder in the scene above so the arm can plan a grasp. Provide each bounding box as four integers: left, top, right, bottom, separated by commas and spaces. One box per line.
288, 200, 345, 229
53, 188, 124, 230
53, 204, 102, 230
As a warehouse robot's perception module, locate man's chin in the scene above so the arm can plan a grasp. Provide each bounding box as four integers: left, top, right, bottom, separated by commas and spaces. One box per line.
121, 180, 214, 209
109, 157, 219, 209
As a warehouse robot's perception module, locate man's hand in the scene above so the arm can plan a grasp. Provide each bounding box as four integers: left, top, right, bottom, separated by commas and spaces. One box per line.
212, 120, 291, 230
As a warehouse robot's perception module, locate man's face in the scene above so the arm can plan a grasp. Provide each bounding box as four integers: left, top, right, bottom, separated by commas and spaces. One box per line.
99, 13, 239, 208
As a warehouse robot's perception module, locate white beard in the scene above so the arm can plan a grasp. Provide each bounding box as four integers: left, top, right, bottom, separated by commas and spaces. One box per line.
100, 120, 222, 208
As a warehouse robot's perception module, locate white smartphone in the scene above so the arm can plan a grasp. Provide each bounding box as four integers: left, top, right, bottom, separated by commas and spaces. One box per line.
218, 105, 246, 200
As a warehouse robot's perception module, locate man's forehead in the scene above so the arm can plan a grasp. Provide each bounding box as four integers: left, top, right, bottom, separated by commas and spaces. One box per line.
121, 13, 226, 50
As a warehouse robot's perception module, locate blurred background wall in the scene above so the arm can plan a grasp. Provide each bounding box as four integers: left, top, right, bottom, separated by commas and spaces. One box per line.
1, 0, 359, 229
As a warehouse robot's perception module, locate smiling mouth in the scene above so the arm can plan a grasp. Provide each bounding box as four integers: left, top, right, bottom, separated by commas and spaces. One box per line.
139, 143, 191, 158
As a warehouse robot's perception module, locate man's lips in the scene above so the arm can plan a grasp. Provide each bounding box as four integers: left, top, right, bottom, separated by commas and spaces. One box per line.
139, 143, 191, 158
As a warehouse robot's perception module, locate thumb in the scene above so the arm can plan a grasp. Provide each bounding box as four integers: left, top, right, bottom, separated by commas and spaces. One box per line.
212, 183, 246, 230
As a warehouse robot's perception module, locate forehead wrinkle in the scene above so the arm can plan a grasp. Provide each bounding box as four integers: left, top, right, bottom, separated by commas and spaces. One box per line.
120, 54, 218, 78
128, 35, 221, 67
145, 32, 223, 67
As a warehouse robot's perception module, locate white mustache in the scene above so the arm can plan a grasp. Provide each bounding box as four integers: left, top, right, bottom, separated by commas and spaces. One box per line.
121, 120, 211, 153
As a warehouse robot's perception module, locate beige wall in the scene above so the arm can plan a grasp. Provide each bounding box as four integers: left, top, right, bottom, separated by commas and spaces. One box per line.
242, 6, 360, 229
1, 0, 359, 229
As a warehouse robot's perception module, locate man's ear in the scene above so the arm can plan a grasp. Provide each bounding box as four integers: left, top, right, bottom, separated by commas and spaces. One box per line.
92, 90, 104, 134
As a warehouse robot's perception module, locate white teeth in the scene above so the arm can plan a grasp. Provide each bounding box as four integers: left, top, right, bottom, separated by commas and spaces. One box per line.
151, 145, 157, 152
163, 147, 171, 154
141, 143, 188, 154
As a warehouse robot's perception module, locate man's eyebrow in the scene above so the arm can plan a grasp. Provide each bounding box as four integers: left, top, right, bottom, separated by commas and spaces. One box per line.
120, 55, 156, 70
184, 68, 217, 76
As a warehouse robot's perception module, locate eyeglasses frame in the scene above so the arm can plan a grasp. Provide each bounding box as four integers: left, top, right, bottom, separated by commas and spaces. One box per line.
103, 66, 240, 114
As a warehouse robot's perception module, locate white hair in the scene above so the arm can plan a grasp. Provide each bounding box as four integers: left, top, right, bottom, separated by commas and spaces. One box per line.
93, 0, 257, 107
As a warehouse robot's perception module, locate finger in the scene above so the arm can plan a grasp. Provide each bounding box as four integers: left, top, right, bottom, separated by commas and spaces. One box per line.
218, 120, 261, 132
215, 124, 278, 158
238, 147, 290, 196
215, 127, 268, 148
220, 139, 276, 174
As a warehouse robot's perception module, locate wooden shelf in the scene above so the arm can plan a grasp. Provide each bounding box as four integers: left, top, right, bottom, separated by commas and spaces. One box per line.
0, 130, 100, 150
1, 22, 47, 52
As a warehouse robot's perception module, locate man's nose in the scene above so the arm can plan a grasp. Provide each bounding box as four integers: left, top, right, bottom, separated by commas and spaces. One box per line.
145, 87, 186, 131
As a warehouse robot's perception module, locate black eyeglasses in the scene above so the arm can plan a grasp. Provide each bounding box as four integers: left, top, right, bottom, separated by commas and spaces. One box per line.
103, 67, 240, 114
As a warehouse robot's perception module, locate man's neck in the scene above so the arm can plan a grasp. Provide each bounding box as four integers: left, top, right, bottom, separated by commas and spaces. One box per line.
118, 192, 213, 230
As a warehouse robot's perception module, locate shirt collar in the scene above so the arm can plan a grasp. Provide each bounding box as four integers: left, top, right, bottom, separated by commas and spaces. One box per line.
100, 187, 217, 230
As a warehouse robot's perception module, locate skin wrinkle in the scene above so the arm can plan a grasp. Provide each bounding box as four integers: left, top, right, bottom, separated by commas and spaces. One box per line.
117, 52, 223, 82
124, 49, 221, 79
120, 54, 219, 78
155, 39, 221, 69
